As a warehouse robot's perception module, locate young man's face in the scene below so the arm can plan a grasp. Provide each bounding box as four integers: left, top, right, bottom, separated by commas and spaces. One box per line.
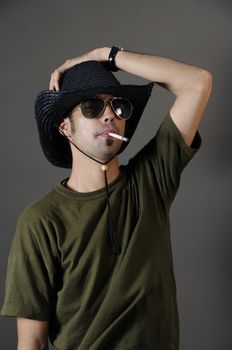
63, 94, 126, 163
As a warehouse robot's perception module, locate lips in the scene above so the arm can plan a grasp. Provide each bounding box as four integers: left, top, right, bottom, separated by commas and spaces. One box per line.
97, 129, 118, 137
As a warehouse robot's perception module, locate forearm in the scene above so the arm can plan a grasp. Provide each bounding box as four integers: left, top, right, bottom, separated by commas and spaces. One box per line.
94, 47, 210, 97
17, 318, 49, 350
17, 341, 48, 350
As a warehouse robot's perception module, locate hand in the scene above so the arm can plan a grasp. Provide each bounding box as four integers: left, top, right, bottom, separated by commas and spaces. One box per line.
49, 47, 110, 91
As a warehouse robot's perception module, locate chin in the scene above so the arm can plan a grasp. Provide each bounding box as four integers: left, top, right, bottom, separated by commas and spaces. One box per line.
98, 146, 120, 163
88, 137, 121, 163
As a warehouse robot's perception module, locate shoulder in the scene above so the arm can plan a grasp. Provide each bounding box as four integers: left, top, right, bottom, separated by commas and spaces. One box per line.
19, 183, 63, 222
14, 185, 63, 243
10, 186, 62, 257
129, 112, 201, 167
19, 188, 57, 224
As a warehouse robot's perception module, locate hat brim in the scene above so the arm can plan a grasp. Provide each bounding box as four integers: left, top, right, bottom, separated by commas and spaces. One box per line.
35, 83, 154, 168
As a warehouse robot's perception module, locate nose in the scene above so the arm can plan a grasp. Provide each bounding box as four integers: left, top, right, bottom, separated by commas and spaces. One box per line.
101, 104, 116, 124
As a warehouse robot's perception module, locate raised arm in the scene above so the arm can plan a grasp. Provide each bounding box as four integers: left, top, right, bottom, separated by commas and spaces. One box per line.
17, 318, 49, 350
114, 49, 212, 146
50, 47, 212, 146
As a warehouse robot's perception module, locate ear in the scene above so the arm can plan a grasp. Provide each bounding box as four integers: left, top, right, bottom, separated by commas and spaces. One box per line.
58, 117, 72, 137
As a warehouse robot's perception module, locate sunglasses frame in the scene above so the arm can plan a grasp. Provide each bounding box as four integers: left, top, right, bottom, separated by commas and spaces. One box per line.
76, 96, 133, 120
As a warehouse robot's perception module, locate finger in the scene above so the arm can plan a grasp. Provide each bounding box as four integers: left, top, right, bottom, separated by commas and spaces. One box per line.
49, 73, 54, 90
49, 58, 80, 91
49, 70, 61, 91
53, 70, 61, 91
50, 62, 75, 91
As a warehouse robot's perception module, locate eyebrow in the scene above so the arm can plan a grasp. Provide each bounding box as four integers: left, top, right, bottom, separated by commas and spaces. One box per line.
95, 94, 114, 98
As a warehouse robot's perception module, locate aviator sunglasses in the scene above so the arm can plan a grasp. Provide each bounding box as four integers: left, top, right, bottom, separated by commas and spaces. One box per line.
74, 96, 133, 120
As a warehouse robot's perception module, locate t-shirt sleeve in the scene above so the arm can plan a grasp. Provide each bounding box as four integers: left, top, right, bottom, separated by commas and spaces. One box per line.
128, 112, 202, 204
0, 207, 60, 320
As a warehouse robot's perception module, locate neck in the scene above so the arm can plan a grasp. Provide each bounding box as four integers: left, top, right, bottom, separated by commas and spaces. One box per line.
67, 151, 120, 193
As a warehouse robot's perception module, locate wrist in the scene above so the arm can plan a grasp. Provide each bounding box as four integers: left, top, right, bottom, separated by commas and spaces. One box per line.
107, 46, 124, 72
91, 47, 110, 62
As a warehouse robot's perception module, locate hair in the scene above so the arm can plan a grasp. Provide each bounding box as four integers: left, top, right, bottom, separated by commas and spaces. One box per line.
68, 115, 76, 133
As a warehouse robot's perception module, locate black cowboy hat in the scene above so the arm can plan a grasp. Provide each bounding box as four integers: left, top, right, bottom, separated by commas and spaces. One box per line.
35, 60, 154, 168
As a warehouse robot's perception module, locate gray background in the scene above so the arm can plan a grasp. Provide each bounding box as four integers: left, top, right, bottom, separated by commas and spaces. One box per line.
0, 0, 231, 349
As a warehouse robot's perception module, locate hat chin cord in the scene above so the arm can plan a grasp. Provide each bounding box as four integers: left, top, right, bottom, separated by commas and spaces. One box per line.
59, 128, 120, 256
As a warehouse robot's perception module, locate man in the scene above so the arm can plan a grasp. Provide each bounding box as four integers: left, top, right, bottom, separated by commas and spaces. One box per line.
1, 47, 212, 350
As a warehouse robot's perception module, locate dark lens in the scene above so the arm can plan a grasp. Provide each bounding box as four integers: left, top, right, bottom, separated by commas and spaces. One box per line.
81, 98, 105, 119
111, 98, 133, 120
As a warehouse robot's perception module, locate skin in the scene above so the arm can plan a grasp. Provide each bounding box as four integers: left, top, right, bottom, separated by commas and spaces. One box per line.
17, 47, 212, 349
60, 93, 126, 192
17, 318, 48, 350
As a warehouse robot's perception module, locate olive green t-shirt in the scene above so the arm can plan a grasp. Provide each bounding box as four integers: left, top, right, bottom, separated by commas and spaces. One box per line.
1, 113, 201, 350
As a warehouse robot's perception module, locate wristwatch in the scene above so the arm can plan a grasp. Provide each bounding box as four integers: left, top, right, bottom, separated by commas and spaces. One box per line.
107, 46, 124, 72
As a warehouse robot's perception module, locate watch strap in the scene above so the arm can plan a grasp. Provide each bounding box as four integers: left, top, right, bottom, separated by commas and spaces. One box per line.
107, 46, 123, 72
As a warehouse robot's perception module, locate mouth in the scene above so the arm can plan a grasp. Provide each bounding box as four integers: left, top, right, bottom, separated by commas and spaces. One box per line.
96, 129, 118, 138
96, 130, 129, 143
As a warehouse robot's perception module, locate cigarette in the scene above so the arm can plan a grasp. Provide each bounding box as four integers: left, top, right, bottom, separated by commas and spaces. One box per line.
108, 132, 129, 142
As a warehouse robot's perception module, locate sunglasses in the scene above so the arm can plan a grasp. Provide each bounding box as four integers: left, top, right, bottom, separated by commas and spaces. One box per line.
75, 96, 133, 120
